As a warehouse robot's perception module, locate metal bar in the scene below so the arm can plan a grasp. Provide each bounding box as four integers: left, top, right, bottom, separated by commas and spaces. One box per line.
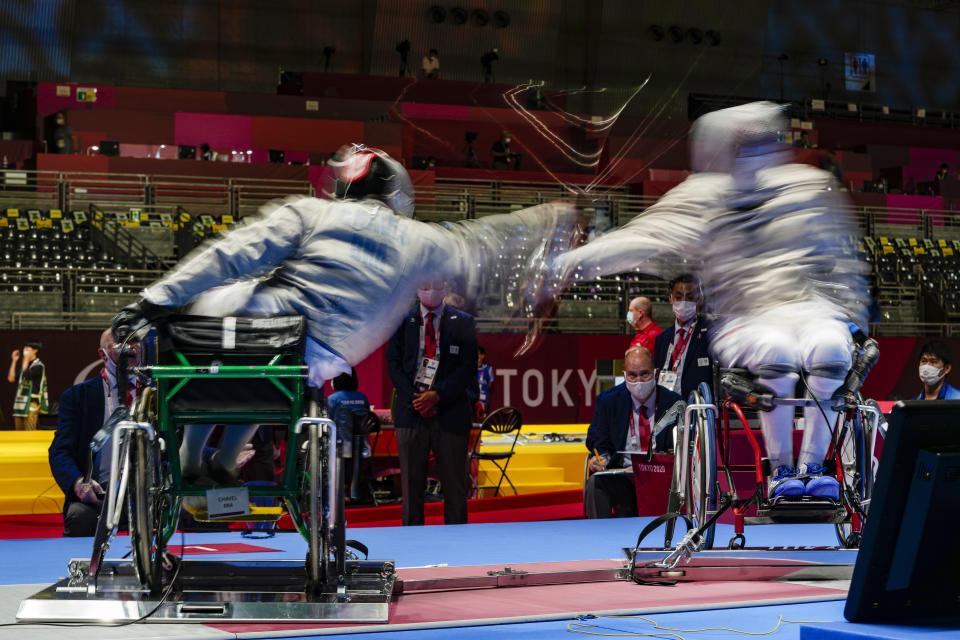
174, 485, 297, 497
147, 365, 307, 377
309, 421, 320, 587
397, 566, 628, 593
165, 377, 191, 401
327, 421, 338, 534
170, 411, 294, 422
730, 402, 764, 485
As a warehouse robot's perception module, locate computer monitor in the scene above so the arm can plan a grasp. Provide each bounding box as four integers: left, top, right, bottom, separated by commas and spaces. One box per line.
177, 145, 196, 160
844, 400, 960, 623
99, 141, 119, 156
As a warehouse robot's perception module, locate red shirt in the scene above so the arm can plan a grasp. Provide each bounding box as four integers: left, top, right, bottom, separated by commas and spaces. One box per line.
629, 321, 663, 352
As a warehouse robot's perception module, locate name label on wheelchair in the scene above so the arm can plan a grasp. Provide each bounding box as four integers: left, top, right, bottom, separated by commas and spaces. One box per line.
206, 487, 250, 519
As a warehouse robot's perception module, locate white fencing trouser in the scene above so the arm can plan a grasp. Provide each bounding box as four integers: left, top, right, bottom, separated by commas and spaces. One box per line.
712, 304, 852, 472
177, 282, 345, 479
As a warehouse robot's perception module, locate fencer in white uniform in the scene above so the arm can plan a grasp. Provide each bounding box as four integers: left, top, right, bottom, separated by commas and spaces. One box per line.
113, 146, 577, 481
553, 102, 868, 499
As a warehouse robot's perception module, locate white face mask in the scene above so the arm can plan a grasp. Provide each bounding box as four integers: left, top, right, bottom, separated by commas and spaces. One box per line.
626, 378, 655, 402
919, 364, 945, 387
418, 288, 445, 309
672, 300, 697, 324
626, 311, 635, 326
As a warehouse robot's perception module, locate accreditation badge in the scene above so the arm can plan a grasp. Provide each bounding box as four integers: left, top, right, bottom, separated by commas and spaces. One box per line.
415, 357, 440, 389
658, 370, 678, 393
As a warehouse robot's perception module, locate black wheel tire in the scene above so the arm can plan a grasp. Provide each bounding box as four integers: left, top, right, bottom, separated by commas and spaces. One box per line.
728, 534, 745, 550
834, 405, 870, 548
127, 430, 164, 593
688, 383, 717, 550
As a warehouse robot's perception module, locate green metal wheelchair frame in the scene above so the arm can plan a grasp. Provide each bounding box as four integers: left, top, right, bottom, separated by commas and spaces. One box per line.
149, 348, 312, 545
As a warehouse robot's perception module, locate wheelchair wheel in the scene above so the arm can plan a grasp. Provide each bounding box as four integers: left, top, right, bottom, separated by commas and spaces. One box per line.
300, 420, 346, 592
127, 428, 166, 593
663, 428, 686, 548
687, 383, 717, 550
834, 400, 873, 548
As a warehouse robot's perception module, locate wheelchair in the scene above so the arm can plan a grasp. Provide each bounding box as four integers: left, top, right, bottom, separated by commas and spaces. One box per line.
662, 343, 884, 553
83, 315, 393, 606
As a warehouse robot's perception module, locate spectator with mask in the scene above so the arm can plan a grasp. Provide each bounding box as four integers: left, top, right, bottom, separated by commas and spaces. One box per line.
49, 329, 140, 536
627, 296, 662, 352
653, 275, 712, 401
913, 341, 960, 400
51, 112, 74, 154
8, 340, 48, 430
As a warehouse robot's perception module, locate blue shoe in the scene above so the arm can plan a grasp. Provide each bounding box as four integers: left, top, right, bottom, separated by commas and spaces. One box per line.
770, 465, 804, 498
800, 463, 839, 500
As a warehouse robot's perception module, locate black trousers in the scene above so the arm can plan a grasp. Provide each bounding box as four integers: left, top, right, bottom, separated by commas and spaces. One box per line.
395, 418, 469, 526
63, 501, 100, 537
584, 472, 638, 519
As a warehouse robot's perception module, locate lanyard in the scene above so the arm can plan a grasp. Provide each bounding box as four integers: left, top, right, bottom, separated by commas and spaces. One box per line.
665, 323, 695, 372
628, 403, 649, 454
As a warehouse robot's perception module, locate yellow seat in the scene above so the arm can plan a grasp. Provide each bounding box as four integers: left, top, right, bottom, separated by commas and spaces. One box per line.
182, 503, 285, 522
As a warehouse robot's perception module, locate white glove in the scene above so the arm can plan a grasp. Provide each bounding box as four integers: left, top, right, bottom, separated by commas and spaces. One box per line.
236, 443, 256, 468
73, 478, 104, 505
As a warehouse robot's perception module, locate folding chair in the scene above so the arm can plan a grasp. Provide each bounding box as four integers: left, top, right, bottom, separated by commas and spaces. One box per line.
469, 407, 522, 497
348, 409, 381, 502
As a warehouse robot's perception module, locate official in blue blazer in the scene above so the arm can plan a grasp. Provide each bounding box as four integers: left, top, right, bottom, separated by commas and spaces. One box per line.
585, 346, 682, 518
49, 329, 139, 536
654, 317, 712, 400
654, 275, 713, 402
386, 283, 479, 526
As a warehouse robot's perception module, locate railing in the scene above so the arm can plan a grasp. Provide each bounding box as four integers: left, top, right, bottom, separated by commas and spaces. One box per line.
690, 93, 960, 129
869, 322, 960, 337
0, 170, 314, 219
8, 311, 116, 331
88, 204, 173, 269
0, 266, 164, 329
2, 169, 960, 238
0, 169, 59, 209
0, 263, 948, 336
2, 170, 959, 331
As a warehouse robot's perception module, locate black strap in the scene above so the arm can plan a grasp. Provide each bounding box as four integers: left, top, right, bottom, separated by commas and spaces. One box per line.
633, 511, 692, 550
346, 539, 368, 559
627, 512, 694, 586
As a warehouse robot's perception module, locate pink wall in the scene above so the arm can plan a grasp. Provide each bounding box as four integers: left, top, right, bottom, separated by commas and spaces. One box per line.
37, 83, 115, 117
908, 148, 959, 168
886, 193, 945, 210
174, 113, 254, 148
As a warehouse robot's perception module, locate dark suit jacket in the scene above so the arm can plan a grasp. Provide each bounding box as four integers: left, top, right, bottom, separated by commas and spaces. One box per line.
48, 377, 104, 512
654, 316, 713, 402
585, 383, 682, 468
386, 305, 479, 432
